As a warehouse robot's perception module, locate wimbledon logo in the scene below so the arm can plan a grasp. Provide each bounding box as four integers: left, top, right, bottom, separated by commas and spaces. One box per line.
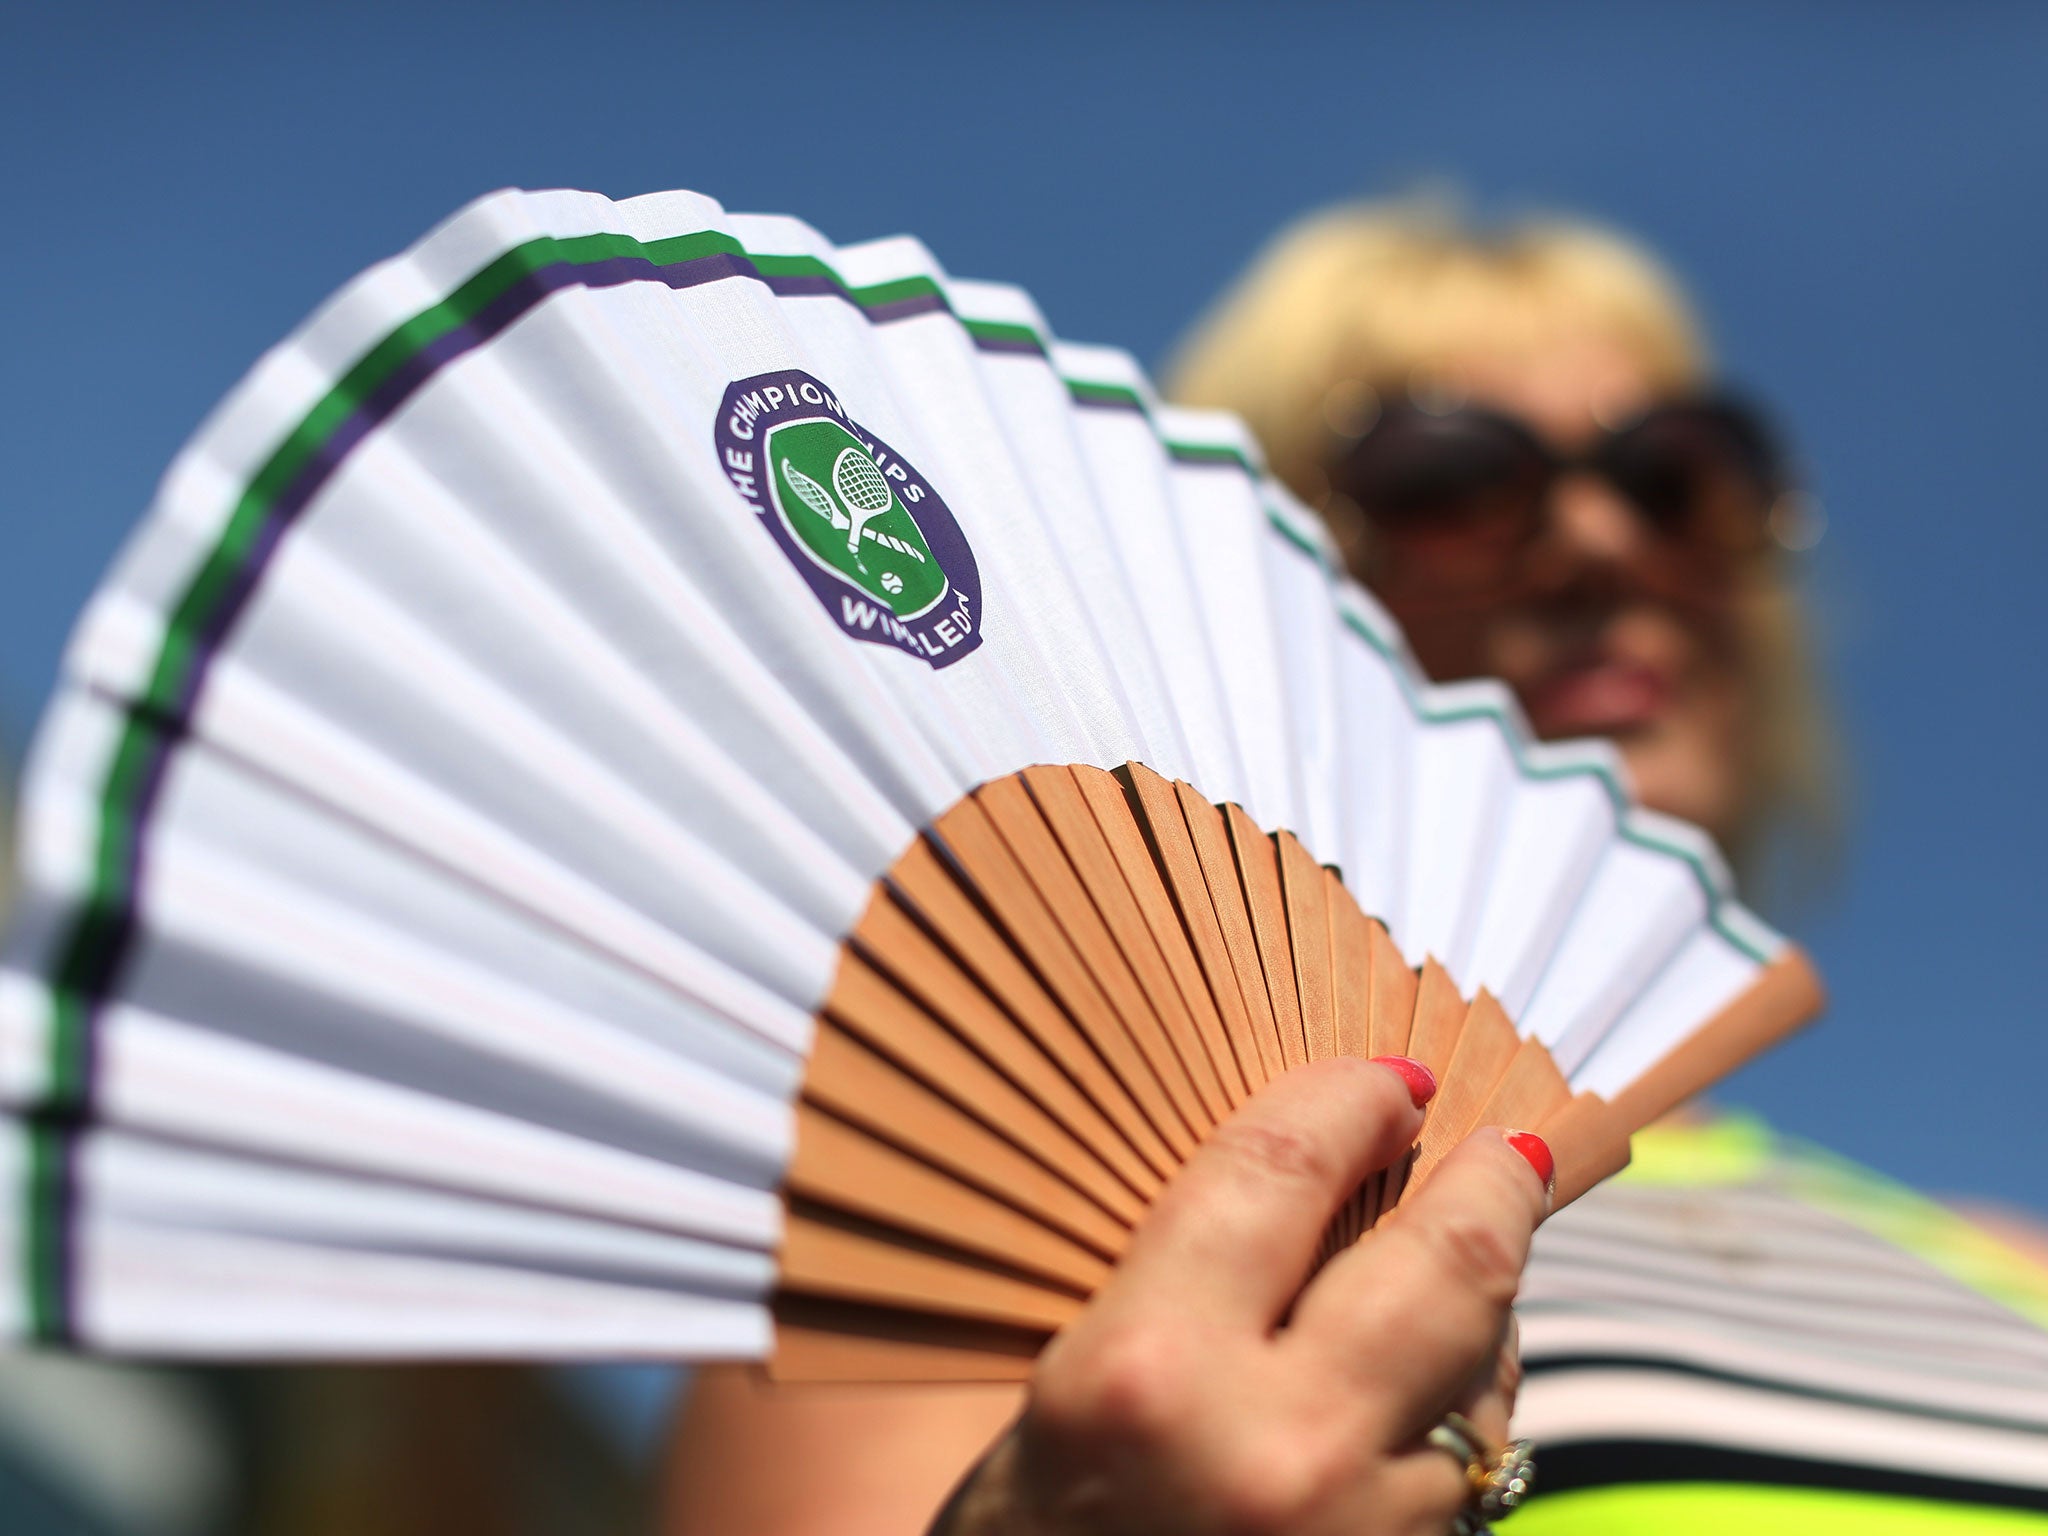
715, 369, 982, 669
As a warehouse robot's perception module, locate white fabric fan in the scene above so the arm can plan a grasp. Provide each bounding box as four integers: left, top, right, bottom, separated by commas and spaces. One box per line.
0, 187, 1821, 1380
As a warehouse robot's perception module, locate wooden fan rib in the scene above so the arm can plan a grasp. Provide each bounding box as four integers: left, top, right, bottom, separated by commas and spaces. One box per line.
886, 838, 1178, 1181
1333, 881, 1368, 1258
1471, 1034, 1574, 1143
1174, 783, 1288, 1084
769, 1296, 1042, 1383
1321, 869, 1385, 1245
786, 764, 1815, 1373
1367, 1148, 1415, 1235
1366, 919, 1417, 1059
1348, 1177, 1373, 1248
1105, 764, 1261, 1101
1327, 868, 1374, 1063
850, 894, 1159, 1204
1603, 946, 1826, 1135
1278, 833, 1337, 1063
1065, 765, 1247, 1109
931, 800, 1200, 1163
1021, 765, 1235, 1123
822, 955, 1145, 1225
779, 1209, 1087, 1333
1365, 957, 1462, 1225
1536, 1091, 1633, 1210
788, 1106, 1116, 1291
975, 775, 1218, 1137
799, 1031, 1130, 1259
1405, 958, 1468, 1086
1224, 804, 1309, 1072
1412, 990, 1520, 1180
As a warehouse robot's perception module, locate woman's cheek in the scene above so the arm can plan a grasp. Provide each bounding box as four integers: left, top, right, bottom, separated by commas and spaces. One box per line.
1618, 670, 1749, 839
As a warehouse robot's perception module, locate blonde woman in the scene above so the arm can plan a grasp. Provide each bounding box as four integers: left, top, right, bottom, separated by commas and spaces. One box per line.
1165, 203, 1832, 877
664, 207, 2048, 1534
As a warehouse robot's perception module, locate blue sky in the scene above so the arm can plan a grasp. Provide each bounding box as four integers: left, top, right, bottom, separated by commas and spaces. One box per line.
4, 2, 2045, 1209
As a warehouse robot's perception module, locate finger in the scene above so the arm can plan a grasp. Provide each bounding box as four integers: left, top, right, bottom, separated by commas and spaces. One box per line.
1348, 1326, 1516, 1536
1095, 1057, 1425, 1329
1448, 1320, 1517, 1453
1287, 1126, 1549, 1436
1382, 1323, 1521, 1536
1340, 1451, 1473, 1536
1499, 1310, 1523, 1422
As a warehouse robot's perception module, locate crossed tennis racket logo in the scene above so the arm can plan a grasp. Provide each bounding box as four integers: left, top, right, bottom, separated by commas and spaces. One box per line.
780, 446, 930, 596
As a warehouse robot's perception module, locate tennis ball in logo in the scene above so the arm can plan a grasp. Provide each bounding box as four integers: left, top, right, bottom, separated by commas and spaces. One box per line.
767, 420, 948, 619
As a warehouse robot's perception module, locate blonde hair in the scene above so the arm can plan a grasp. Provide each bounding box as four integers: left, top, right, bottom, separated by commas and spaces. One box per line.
1163, 200, 1839, 883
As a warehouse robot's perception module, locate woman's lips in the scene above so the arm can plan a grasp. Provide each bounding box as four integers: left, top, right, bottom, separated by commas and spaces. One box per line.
1521, 658, 1673, 738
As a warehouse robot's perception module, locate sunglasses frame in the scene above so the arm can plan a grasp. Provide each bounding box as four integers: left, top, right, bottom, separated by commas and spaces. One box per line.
1328, 389, 1793, 564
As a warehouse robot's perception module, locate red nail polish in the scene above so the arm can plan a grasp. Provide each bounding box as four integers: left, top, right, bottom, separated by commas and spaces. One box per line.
1505, 1130, 1555, 1193
1371, 1054, 1437, 1108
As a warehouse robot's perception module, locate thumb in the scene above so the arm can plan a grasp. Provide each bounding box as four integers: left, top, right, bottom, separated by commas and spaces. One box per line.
1285, 1126, 1550, 1439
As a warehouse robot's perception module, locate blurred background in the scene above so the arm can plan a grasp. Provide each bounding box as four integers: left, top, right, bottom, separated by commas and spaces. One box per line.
3, 1, 2045, 1530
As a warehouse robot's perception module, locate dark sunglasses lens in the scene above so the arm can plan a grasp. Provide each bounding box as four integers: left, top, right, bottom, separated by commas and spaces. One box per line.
1601, 406, 1774, 549
1338, 413, 1544, 532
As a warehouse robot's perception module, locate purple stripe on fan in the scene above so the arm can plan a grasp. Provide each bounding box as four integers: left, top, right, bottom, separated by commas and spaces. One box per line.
47, 233, 999, 1331
83, 246, 784, 1126
1069, 390, 1148, 412
760, 272, 845, 300
862, 292, 952, 324
168, 249, 777, 713
972, 333, 1049, 356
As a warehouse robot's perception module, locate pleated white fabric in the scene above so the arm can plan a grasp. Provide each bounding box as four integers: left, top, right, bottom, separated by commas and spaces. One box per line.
0, 186, 1795, 1357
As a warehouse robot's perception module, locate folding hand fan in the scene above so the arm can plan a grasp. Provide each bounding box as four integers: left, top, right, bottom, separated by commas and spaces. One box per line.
0, 187, 1823, 1381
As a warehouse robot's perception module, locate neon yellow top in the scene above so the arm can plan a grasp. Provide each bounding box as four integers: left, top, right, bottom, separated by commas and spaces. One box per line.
1509, 1116, 2048, 1532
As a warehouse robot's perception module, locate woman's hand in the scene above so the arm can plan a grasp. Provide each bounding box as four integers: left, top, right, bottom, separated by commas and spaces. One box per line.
931, 1055, 1553, 1536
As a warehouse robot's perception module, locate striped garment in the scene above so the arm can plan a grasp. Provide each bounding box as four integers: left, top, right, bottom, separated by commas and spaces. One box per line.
1511, 1116, 2048, 1532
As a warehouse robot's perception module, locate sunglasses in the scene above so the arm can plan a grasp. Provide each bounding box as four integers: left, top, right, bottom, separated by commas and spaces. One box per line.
1328, 393, 1792, 587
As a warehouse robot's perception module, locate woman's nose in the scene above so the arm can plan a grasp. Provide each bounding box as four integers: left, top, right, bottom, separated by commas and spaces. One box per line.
1534, 471, 1648, 579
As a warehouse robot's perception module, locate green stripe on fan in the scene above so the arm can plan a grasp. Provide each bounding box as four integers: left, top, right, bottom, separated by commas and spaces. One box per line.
30, 218, 1009, 1328
52, 225, 889, 1059
24, 205, 1791, 1335
1064, 379, 1145, 408
24, 1119, 67, 1341
1331, 603, 1753, 953
846, 274, 944, 309
1163, 439, 1254, 469
748, 251, 831, 281
962, 318, 1046, 352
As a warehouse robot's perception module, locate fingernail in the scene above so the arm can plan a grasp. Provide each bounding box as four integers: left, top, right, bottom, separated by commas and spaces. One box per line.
1371, 1054, 1437, 1108
1504, 1130, 1555, 1195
